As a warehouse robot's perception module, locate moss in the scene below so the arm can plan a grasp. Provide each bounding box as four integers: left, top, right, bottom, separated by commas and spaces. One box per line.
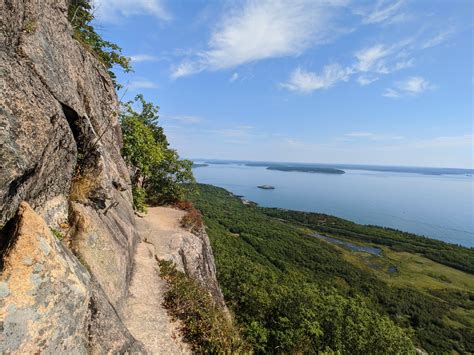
50, 227, 63, 240
23, 20, 37, 34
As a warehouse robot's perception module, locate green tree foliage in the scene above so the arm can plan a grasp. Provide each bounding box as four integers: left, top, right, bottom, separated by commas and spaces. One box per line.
146, 149, 195, 205
121, 99, 164, 182
190, 184, 473, 353
121, 95, 195, 210
68, 0, 131, 88
262, 208, 474, 274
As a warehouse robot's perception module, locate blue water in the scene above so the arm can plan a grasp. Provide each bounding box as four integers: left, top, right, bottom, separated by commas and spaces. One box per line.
312, 233, 382, 255
193, 162, 474, 247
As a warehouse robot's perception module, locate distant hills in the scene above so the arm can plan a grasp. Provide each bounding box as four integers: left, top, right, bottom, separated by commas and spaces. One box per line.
266, 166, 345, 174
197, 160, 474, 176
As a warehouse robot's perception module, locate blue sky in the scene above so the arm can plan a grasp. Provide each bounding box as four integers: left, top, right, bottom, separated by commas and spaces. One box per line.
93, 0, 473, 168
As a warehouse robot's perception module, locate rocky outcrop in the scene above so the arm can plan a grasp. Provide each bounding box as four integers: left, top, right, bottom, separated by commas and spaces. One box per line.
0, 203, 144, 353
178, 227, 226, 306
136, 206, 225, 307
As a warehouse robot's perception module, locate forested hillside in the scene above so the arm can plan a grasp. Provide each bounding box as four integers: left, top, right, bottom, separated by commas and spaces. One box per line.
191, 184, 474, 353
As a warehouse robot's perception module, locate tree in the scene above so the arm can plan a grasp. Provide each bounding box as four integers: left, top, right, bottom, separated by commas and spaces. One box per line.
120, 95, 195, 210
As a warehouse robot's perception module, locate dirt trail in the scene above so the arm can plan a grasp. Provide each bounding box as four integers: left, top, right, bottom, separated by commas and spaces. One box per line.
122, 207, 190, 354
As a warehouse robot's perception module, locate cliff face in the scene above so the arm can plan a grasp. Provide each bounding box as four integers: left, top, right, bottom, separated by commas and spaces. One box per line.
1, 0, 137, 308
0, 0, 225, 352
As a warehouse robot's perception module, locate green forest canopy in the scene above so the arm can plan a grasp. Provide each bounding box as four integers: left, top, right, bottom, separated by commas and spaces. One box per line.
191, 184, 474, 354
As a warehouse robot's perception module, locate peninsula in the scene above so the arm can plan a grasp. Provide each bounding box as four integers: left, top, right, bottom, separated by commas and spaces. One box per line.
267, 166, 345, 174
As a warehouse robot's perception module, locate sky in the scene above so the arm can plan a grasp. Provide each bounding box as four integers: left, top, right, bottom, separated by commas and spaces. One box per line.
92, 0, 473, 168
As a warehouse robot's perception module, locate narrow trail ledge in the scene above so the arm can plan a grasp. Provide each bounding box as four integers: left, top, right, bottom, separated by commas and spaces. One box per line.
123, 206, 224, 353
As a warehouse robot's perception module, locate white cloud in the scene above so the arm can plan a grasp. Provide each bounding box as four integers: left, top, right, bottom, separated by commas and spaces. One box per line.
421, 29, 455, 49
170, 61, 203, 79
354, 44, 391, 73
384, 76, 436, 98
360, 0, 406, 25
171, 0, 348, 78
229, 72, 239, 82
130, 54, 159, 62
92, 0, 171, 22
398, 76, 435, 94
357, 75, 379, 86
128, 80, 159, 90
283, 40, 415, 93
281, 65, 349, 93
382, 88, 400, 98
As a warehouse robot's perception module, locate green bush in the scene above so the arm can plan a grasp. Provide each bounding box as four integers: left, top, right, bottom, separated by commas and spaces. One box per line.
158, 259, 247, 353
132, 186, 147, 213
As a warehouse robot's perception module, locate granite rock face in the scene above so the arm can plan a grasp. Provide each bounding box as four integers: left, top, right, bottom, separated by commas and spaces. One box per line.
0, 0, 136, 308
0, 203, 144, 353
0, 0, 142, 351
177, 227, 226, 307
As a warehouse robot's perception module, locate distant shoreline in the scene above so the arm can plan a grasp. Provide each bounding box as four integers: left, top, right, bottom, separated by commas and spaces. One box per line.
267, 166, 345, 174
194, 159, 474, 176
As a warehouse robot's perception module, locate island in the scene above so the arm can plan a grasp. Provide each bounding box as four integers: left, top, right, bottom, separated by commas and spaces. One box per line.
267, 166, 345, 174
192, 163, 209, 168
257, 185, 275, 189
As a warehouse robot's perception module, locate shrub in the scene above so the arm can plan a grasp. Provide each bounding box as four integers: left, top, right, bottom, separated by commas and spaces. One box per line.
158, 259, 247, 353
132, 186, 147, 213
180, 204, 203, 234
173, 200, 194, 212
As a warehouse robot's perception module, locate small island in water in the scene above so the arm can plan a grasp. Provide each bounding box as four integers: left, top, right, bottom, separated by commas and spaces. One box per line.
258, 185, 275, 190
267, 166, 345, 174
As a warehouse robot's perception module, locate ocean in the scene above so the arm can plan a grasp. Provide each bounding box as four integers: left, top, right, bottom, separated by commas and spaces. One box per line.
192, 161, 474, 247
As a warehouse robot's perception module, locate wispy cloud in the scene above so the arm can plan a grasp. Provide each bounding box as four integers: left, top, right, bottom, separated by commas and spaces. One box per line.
282, 39, 415, 93
130, 54, 160, 62
421, 28, 455, 49
171, 0, 348, 78
344, 132, 404, 140
281, 65, 350, 93
358, 0, 406, 25
92, 0, 171, 22
357, 75, 379, 86
383, 76, 436, 98
354, 44, 392, 73
281, 22, 456, 94
128, 80, 159, 90
354, 42, 415, 75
